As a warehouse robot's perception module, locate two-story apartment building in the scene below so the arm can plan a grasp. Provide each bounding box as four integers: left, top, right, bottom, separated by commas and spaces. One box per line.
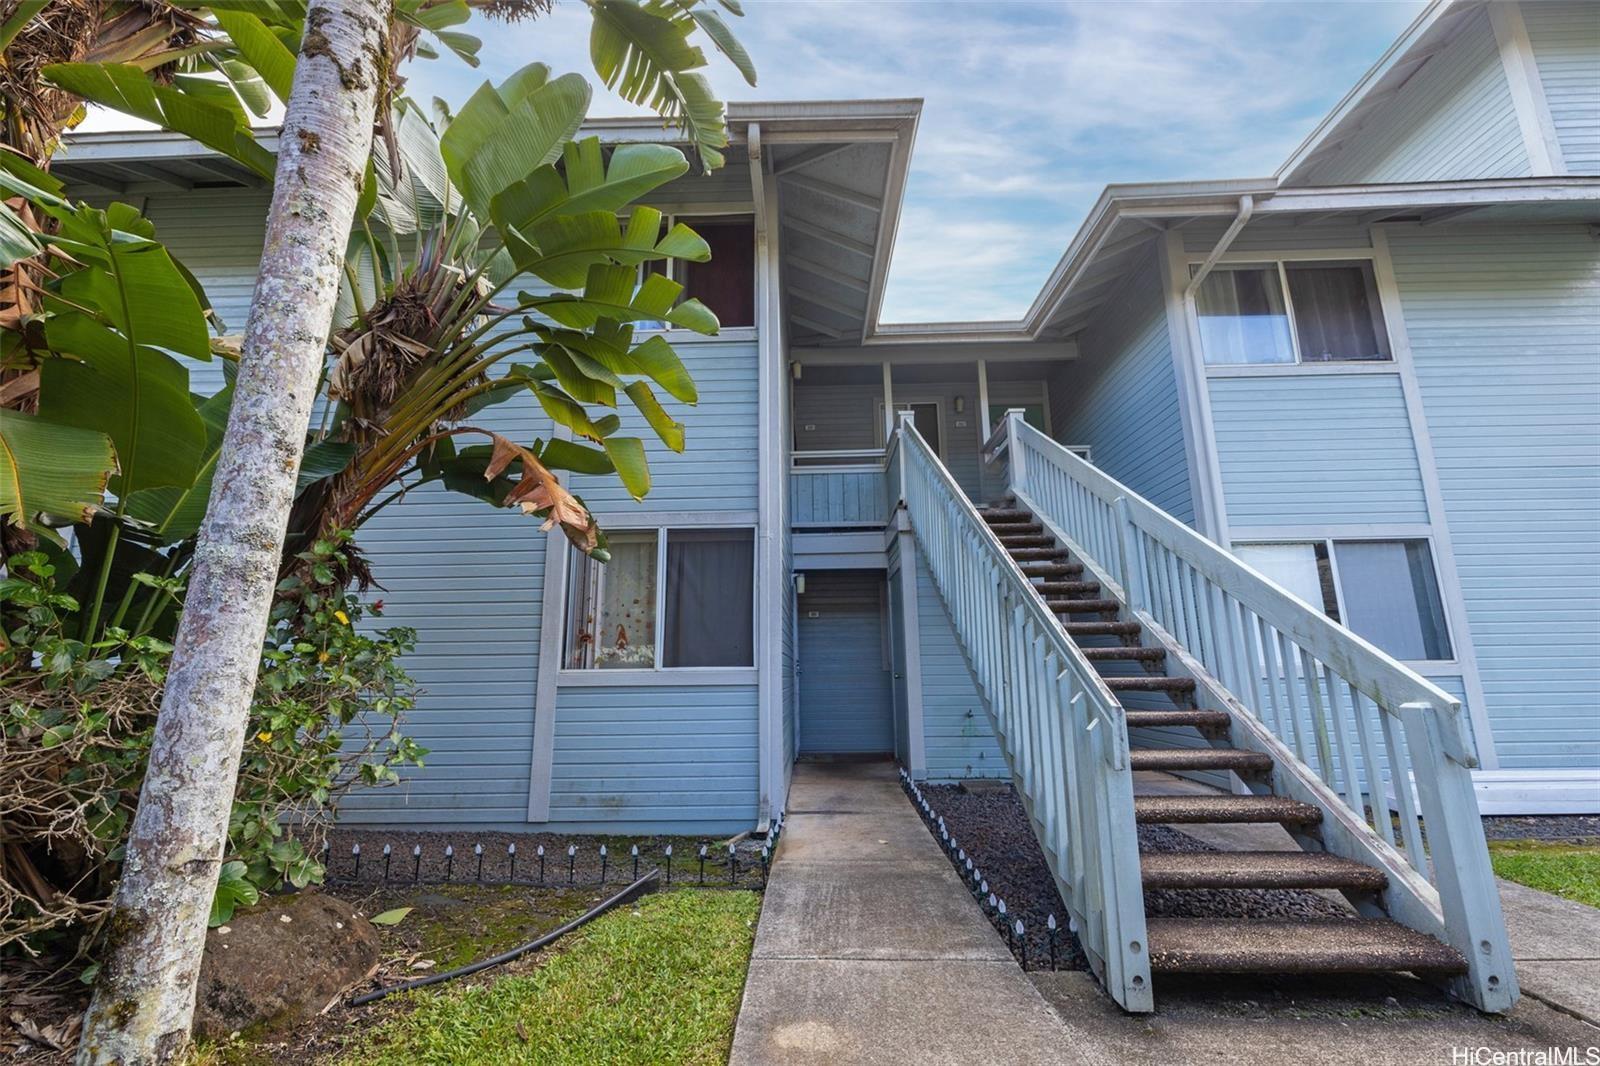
57, 0, 1598, 839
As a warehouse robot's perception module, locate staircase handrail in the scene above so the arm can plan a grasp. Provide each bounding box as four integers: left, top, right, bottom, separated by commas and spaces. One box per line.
992, 410, 1516, 1013
896, 415, 1154, 1011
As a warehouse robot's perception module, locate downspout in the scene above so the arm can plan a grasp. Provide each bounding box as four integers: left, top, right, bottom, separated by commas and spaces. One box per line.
749, 124, 781, 832
1185, 194, 1254, 299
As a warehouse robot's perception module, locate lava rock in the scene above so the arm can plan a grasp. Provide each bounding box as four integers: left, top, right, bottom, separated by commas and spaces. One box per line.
194, 890, 379, 1040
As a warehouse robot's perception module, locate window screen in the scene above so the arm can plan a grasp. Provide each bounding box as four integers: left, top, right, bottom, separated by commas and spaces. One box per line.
663, 528, 755, 667
1195, 267, 1295, 365
1285, 261, 1391, 363
1333, 540, 1451, 660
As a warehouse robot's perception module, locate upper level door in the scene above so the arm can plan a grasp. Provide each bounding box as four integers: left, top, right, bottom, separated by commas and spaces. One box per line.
880, 399, 943, 457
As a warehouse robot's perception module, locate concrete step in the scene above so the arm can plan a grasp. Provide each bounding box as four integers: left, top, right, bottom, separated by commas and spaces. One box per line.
1048, 598, 1121, 613
1139, 851, 1389, 892
1124, 710, 1231, 730
1081, 646, 1166, 662
1009, 546, 1070, 562
1104, 676, 1196, 694
1133, 794, 1323, 827
1145, 918, 1467, 975
1129, 748, 1273, 773
1061, 621, 1142, 637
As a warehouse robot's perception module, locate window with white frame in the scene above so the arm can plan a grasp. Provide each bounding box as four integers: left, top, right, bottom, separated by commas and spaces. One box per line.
1234, 539, 1452, 662
564, 527, 755, 670
1194, 259, 1392, 366
632, 213, 755, 329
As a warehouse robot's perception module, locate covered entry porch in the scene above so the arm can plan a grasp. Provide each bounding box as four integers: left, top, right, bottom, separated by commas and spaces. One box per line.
788, 347, 1074, 530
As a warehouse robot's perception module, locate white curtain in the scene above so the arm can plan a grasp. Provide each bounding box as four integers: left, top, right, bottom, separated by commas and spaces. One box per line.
1286, 264, 1390, 362
1194, 267, 1295, 365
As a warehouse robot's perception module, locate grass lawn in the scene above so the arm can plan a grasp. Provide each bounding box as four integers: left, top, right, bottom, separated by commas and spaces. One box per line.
334, 889, 761, 1065
1488, 840, 1600, 909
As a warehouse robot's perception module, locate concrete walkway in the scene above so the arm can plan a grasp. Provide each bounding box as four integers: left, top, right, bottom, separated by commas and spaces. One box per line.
729, 760, 1099, 1066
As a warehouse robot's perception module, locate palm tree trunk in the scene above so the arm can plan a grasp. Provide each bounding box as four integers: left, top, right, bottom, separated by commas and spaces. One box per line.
75, 2, 391, 1062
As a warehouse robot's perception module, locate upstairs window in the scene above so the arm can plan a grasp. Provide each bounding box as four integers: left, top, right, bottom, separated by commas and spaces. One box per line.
1195, 260, 1392, 365
564, 527, 754, 671
1235, 538, 1452, 662
633, 214, 754, 330
680, 217, 755, 328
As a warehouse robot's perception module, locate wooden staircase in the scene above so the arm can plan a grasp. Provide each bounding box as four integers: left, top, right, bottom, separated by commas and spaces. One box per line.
979, 502, 1470, 980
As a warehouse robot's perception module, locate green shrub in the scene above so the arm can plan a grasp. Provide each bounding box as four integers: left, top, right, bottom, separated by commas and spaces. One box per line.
0, 533, 425, 961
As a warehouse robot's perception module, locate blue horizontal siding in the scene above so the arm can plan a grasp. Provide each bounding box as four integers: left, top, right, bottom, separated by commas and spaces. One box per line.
790, 469, 886, 525
547, 685, 758, 830
1388, 222, 1600, 771
1524, 0, 1600, 175
1302, 7, 1530, 184
338, 478, 545, 826
569, 338, 758, 513
1210, 373, 1429, 526
1055, 254, 1193, 523
916, 547, 1006, 780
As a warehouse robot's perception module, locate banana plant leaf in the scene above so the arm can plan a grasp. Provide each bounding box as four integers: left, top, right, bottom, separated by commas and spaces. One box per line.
489, 138, 689, 235
439, 63, 592, 221
0, 411, 116, 540
523, 264, 719, 335
507, 206, 710, 289
41, 63, 276, 179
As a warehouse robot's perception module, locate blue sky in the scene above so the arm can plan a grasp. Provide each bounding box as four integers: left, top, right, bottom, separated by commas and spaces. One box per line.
399, 1, 1425, 323
85, 1, 1426, 324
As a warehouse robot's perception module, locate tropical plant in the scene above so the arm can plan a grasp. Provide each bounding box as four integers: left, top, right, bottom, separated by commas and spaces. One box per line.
0, 537, 424, 951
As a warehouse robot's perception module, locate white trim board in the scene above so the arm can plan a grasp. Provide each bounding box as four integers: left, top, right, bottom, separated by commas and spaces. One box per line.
1473, 770, 1600, 815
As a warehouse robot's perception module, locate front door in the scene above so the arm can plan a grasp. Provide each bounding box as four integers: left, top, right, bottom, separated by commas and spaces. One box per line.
797, 570, 894, 755
880, 399, 943, 456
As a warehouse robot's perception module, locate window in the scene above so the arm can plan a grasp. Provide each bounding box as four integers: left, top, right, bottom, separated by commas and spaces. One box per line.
987, 403, 1047, 433
680, 217, 754, 328
564, 527, 754, 671
1234, 539, 1451, 661
1195, 260, 1392, 366
632, 213, 754, 330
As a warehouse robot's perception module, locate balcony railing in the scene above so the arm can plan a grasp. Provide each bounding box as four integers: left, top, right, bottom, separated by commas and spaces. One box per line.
790, 449, 890, 527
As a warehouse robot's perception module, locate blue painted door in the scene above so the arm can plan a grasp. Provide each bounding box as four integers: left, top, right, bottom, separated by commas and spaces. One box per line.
798, 570, 894, 754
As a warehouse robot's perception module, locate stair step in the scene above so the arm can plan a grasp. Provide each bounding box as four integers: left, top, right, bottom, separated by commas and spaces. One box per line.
1033, 580, 1101, 596
980, 508, 1033, 523
999, 534, 1056, 548
1145, 919, 1466, 975
1081, 646, 1166, 662
1019, 562, 1084, 578
1048, 598, 1121, 613
1139, 851, 1389, 892
1062, 621, 1142, 636
1133, 794, 1322, 826
1009, 547, 1069, 562
1124, 710, 1231, 729
1104, 676, 1196, 694
1130, 748, 1273, 773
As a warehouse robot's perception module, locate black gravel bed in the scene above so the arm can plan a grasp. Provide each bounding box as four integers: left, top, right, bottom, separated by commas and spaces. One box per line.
912, 780, 1349, 972
1481, 814, 1600, 843
322, 827, 771, 891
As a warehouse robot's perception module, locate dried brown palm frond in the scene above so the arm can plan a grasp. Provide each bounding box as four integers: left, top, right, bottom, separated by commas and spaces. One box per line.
0, 0, 205, 169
